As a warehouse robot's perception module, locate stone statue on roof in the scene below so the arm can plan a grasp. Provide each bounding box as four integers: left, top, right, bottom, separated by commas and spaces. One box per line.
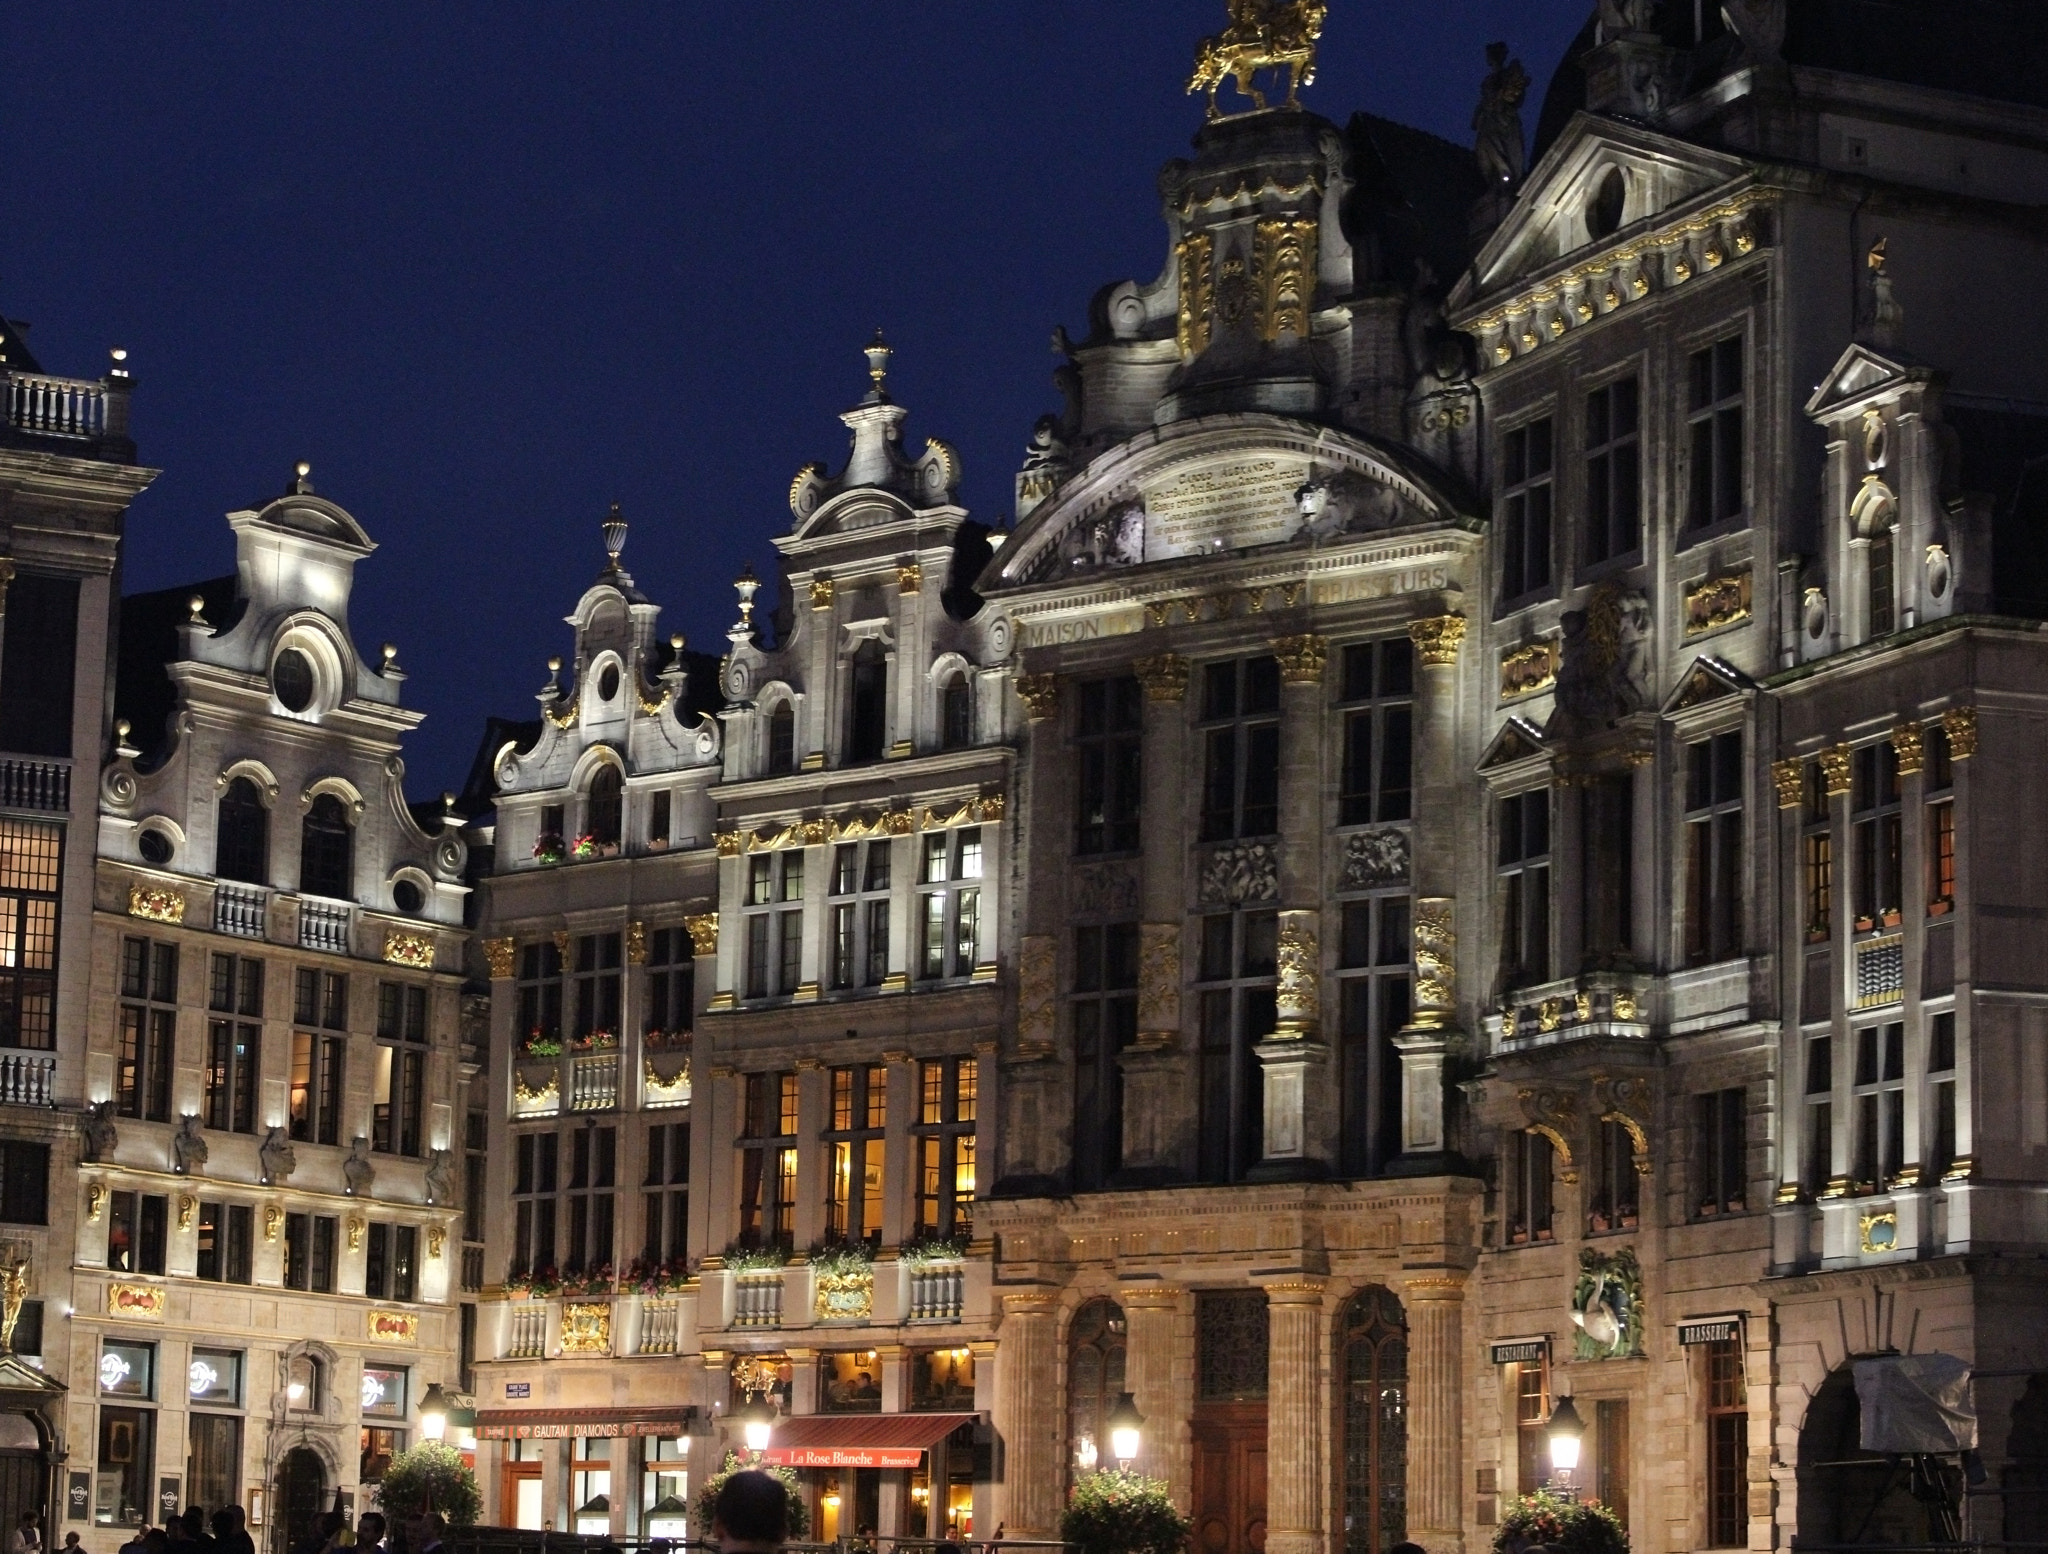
1473, 42, 1530, 188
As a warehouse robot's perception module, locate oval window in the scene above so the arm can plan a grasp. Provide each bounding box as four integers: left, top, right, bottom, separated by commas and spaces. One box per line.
597, 663, 621, 703
273, 648, 316, 713
138, 829, 175, 867
393, 879, 425, 914
1588, 167, 1627, 239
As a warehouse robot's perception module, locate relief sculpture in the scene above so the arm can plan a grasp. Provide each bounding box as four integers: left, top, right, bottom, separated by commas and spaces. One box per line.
1341, 827, 1410, 889
1198, 841, 1280, 908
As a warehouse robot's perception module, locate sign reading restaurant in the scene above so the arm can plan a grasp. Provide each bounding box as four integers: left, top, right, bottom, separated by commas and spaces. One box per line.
1490, 1337, 1550, 1366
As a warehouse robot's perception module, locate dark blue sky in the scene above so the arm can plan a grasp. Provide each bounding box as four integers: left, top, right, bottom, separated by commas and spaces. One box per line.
4, 2, 1585, 795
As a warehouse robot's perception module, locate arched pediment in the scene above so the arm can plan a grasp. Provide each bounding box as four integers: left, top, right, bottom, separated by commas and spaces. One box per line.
983, 414, 1473, 592
248, 493, 375, 554
792, 485, 925, 544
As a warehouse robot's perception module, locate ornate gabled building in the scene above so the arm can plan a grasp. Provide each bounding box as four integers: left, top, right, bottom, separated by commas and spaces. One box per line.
81, 469, 473, 1547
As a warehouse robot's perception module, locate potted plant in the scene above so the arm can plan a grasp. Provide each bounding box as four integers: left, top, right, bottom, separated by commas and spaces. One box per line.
898, 1234, 970, 1268
377, 1442, 482, 1530
694, 1453, 808, 1541
1493, 1489, 1629, 1554
722, 1243, 790, 1275
1061, 1468, 1189, 1554
532, 831, 565, 865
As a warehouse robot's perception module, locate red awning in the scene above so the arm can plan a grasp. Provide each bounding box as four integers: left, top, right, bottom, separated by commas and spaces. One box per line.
476, 1406, 697, 1440
760, 1413, 976, 1470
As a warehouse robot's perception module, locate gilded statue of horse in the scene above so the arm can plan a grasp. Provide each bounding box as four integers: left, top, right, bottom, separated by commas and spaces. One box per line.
1188, 0, 1329, 119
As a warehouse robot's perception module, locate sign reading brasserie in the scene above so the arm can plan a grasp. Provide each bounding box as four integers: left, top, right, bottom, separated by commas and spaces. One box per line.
1142, 455, 1310, 560
1677, 1315, 1745, 1347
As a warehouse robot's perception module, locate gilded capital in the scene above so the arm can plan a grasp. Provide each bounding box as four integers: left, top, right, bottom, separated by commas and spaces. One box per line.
809, 576, 835, 611
1409, 898, 1456, 1028
1891, 721, 1925, 776
1819, 744, 1852, 796
1132, 654, 1190, 702
896, 561, 923, 595
1770, 758, 1803, 811
1943, 704, 1978, 760
684, 913, 720, 957
483, 937, 516, 980
1016, 673, 1060, 722
625, 921, 648, 965
1408, 614, 1467, 667
1271, 634, 1327, 686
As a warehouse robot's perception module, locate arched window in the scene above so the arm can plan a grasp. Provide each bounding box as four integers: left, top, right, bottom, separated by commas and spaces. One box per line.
1868, 527, 1896, 636
1340, 1285, 1408, 1554
847, 640, 888, 764
767, 704, 795, 775
587, 764, 623, 850
940, 674, 972, 751
216, 777, 269, 885
1067, 1298, 1127, 1485
300, 794, 354, 900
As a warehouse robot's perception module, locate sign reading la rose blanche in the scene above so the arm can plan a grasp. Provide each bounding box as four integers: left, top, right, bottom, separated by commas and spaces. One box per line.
764, 1447, 925, 1470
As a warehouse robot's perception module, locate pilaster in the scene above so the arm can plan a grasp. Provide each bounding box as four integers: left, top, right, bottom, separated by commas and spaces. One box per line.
1403, 1273, 1467, 1554
1258, 1277, 1327, 1554
995, 1289, 1061, 1537
1120, 1283, 1190, 1506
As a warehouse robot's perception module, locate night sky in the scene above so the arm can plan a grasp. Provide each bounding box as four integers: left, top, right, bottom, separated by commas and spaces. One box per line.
4, 2, 1586, 796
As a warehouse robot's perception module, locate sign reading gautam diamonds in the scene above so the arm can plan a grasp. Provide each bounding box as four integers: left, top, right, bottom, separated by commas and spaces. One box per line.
1142, 455, 1310, 559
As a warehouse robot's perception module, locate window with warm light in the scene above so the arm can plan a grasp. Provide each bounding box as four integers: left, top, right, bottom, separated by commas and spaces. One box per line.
823, 1065, 886, 1248
914, 1057, 976, 1241
736, 1072, 799, 1253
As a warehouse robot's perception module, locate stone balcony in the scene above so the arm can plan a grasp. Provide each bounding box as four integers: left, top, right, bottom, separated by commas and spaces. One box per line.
2, 366, 135, 462
0, 1050, 56, 1107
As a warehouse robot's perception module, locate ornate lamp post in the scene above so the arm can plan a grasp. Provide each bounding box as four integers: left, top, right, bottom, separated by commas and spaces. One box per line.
1106, 1393, 1146, 1471
1546, 1394, 1585, 1500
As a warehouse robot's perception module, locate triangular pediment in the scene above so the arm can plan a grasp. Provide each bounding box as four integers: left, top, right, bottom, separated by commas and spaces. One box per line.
1453, 114, 1753, 309
0, 1353, 65, 1399
1480, 716, 1549, 772
1803, 343, 1942, 423
1662, 655, 1755, 714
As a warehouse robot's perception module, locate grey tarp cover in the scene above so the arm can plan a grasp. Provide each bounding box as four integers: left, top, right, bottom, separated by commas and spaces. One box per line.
1853, 1353, 1979, 1453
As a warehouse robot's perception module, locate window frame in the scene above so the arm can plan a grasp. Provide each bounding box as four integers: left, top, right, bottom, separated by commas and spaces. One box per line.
1337, 640, 1414, 827
827, 840, 894, 991
1851, 742, 1903, 931
1498, 414, 1556, 603
118, 936, 178, 1122
205, 953, 263, 1135
735, 1072, 799, 1254
642, 1118, 690, 1267
1583, 374, 1643, 567
1074, 676, 1142, 856
1194, 907, 1278, 1184
916, 828, 984, 983
1336, 892, 1411, 1178
1684, 333, 1747, 536
1071, 923, 1138, 1193
1497, 788, 1552, 990
1198, 656, 1282, 843
822, 1064, 888, 1249
1683, 730, 1745, 965
913, 1057, 977, 1242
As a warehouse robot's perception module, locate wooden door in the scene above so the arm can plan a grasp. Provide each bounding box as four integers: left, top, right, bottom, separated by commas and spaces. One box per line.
0, 1452, 44, 1542
501, 1461, 543, 1529
1192, 1403, 1268, 1554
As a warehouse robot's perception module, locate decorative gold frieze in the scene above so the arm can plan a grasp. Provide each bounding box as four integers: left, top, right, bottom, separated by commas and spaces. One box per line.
1132, 654, 1190, 703
814, 1267, 875, 1322
560, 1302, 612, 1355
1016, 673, 1060, 721
1943, 704, 1978, 760
1254, 217, 1316, 342
1271, 634, 1327, 685
383, 931, 433, 970
1409, 615, 1467, 667
685, 914, 719, 956
1176, 233, 1214, 358
484, 937, 516, 979
1273, 910, 1319, 1039
1891, 722, 1925, 776
1499, 640, 1558, 701
1684, 571, 1752, 636
108, 1283, 166, 1320
1410, 899, 1455, 1028
1819, 745, 1853, 796
645, 1058, 692, 1106
128, 884, 186, 925
714, 829, 743, 857
368, 1309, 419, 1344
1612, 991, 1640, 1022
809, 576, 835, 611
1771, 758, 1803, 811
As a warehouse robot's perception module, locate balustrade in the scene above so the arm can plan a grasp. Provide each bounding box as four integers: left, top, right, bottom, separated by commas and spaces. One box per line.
568, 1053, 620, 1111
638, 1300, 681, 1355
732, 1272, 784, 1329
213, 882, 269, 939
0, 759, 69, 814
4, 372, 109, 439
506, 1303, 549, 1359
0, 1051, 55, 1107
907, 1262, 965, 1322
298, 897, 352, 954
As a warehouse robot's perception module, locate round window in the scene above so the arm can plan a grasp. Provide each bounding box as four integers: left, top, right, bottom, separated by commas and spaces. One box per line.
597, 663, 621, 702
273, 648, 316, 713
138, 829, 175, 867
392, 879, 425, 914
1587, 167, 1627, 240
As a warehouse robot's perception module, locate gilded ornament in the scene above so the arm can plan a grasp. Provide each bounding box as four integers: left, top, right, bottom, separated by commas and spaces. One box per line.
897, 561, 923, 594
552, 929, 570, 956
1188, 0, 1326, 116
426, 1225, 446, 1260
1943, 704, 1978, 760
347, 1216, 364, 1251
1176, 233, 1215, 358
1891, 722, 1925, 776
1254, 217, 1316, 342
1819, 745, 1853, 796
1573, 991, 1591, 1023
1133, 654, 1190, 703
1858, 1210, 1899, 1255
809, 576, 835, 611
799, 819, 831, 847
1538, 998, 1562, 1033
383, 931, 433, 970
484, 937, 517, 979
814, 1266, 876, 1322
1612, 991, 1640, 1022
263, 1204, 283, 1243
177, 1195, 195, 1230
367, 1309, 419, 1344
0, 1256, 28, 1354
880, 808, 916, 836
625, 920, 647, 965
1683, 571, 1753, 636
87, 1182, 106, 1222
1498, 640, 1558, 701
1408, 614, 1467, 667
645, 1057, 692, 1105
714, 829, 744, 857
127, 884, 186, 925
107, 1283, 167, 1320
543, 698, 579, 731
1016, 673, 1060, 721
1271, 634, 1327, 685
1273, 910, 1319, 1038
1771, 757, 1803, 810
1410, 898, 1456, 1027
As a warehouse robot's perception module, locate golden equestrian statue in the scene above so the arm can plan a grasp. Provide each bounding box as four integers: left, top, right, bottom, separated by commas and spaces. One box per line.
1189, 0, 1329, 119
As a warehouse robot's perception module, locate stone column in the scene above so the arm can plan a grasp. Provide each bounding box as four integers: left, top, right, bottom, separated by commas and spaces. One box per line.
1403, 1274, 1467, 1554
996, 1290, 1062, 1538
1397, 615, 1466, 1165
1260, 1278, 1327, 1554
1118, 1284, 1185, 1495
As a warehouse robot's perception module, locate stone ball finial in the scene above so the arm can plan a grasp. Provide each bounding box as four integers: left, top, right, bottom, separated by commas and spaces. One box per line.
547, 656, 562, 674
288, 461, 314, 496
382, 643, 399, 665
115, 718, 130, 740
187, 594, 206, 622
670, 633, 685, 652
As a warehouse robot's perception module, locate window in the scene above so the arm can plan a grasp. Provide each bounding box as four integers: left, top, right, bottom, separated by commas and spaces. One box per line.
1067, 1299, 1127, 1487
1687, 335, 1745, 531
1852, 743, 1902, 929
0, 819, 62, 1050
365, 1222, 418, 1301
1500, 417, 1554, 599
195, 1202, 254, 1284
1588, 1117, 1639, 1233
828, 841, 893, 991
1505, 1130, 1554, 1244
0, 1140, 48, 1224
206, 954, 262, 1134
538, 802, 565, 857
911, 1347, 977, 1412
1197, 1289, 1269, 1401
647, 926, 696, 1035
914, 1057, 977, 1241
513, 1131, 559, 1276
586, 764, 623, 851
1927, 1010, 1958, 1179
1695, 1088, 1746, 1216
95, 1405, 155, 1528
743, 855, 805, 999
361, 1365, 408, 1484
1803, 761, 1834, 942
569, 932, 622, 1038
1802, 1033, 1835, 1195
216, 776, 269, 885
108, 1192, 167, 1275
1339, 1286, 1409, 1554
736, 1072, 799, 1253
1072, 924, 1137, 1193
1595, 1399, 1631, 1527
565, 1125, 617, 1273
273, 649, 316, 713
290, 1028, 344, 1146
1515, 1357, 1551, 1495
1338, 895, 1410, 1177
643, 1119, 690, 1266
767, 703, 795, 775
464, 1107, 488, 1246
7, 1301, 38, 1358
1926, 725, 1955, 915
642, 1436, 690, 1536
1196, 909, 1277, 1184
648, 788, 672, 849
847, 639, 888, 763
0, 572, 79, 756
1584, 377, 1642, 564
1704, 1338, 1748, 1546
940, 674, 972, 750
820, 1348, 885, 1413
917, 828, 983, 981
1685, 732, 1744, 964
1498, 791, 1551, 988
300, 792, 354, 900
282, 1213, 338, 1293
1076, 676, 1142, 855
117, 937, 177, 1120
1853, 1022, 1905, 1188
1868, 523, 1896, 636
373, 981, 427, 1157
823, 1065, 887, 1248
1338, 640, 1413, 825
187, 1412, 242, 1523
1579, 771, 1635, 970
518, 940, 563, 1044
1200, 657, 1281, 841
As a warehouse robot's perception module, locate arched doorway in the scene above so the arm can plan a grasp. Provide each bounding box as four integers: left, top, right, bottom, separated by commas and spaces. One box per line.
1066, 1298, 1127, 1485
1796, 1364, 1930, 1546
0, 1412, 46, 1541
275, 1448, 325, 1554
1340, 1286, 1408, 1554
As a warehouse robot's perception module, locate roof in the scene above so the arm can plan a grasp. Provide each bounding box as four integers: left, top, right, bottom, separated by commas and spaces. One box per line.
1947, 399, 2048, 619
114, 574, 241, 764
1341, 111, 1489, 290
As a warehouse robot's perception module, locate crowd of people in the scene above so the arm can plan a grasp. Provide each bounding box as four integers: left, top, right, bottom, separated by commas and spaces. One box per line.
11, 1507, 453, 1554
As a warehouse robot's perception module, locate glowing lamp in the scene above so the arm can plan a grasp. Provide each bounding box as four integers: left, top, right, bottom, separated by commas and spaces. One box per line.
418, 1380, 452, 1443
1547, 1394, 1585, 1483
741, 1398, 776, 1454
1106, 1392, 1145, 1469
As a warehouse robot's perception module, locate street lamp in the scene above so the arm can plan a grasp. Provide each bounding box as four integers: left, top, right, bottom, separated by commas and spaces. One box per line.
1546, 1395, 1585, 1497
1106, 1393, 1145, 1470
740, 1398, 777, 1455
418, 1381, 453, 1444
